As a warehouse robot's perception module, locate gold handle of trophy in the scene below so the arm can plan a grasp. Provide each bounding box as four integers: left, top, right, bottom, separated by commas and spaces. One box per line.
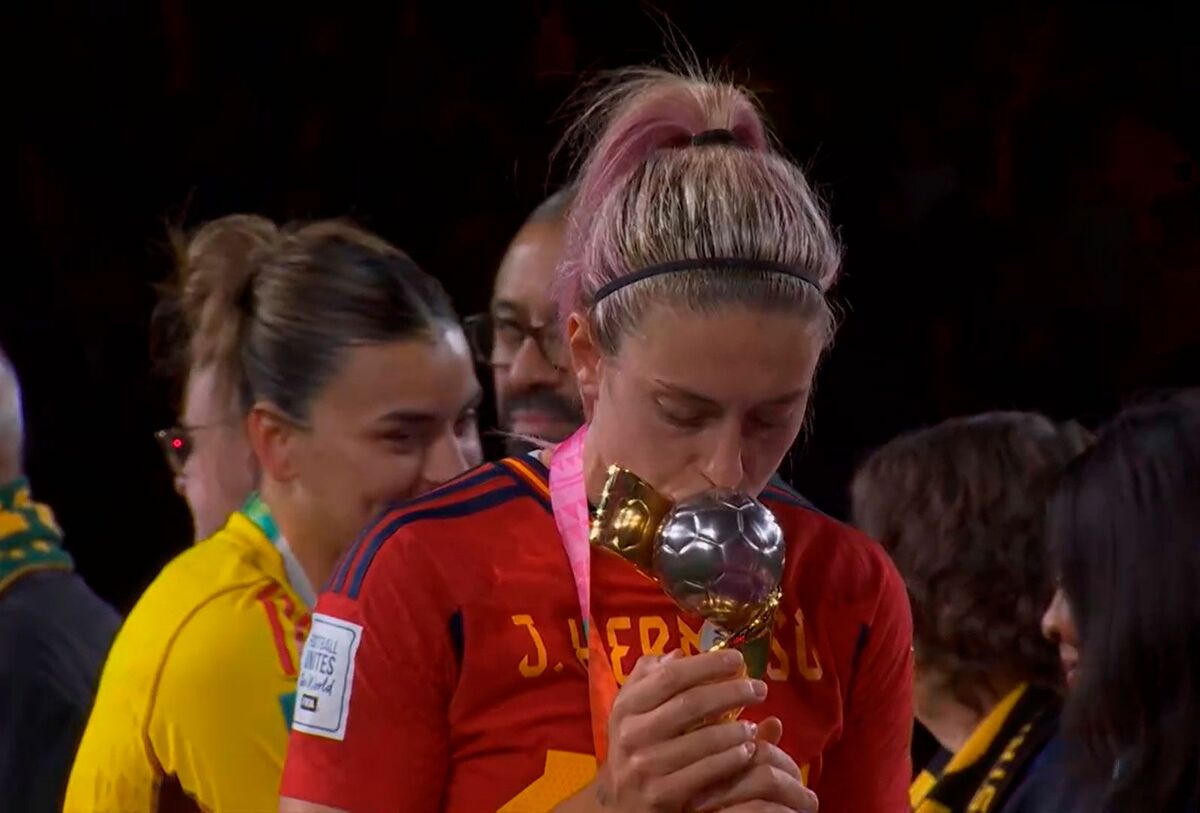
589, 465, 674, 571
699, 590, 780, 724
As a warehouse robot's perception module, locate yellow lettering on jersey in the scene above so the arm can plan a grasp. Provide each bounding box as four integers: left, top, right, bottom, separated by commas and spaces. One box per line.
606, 616, 632, 684
567, 618, 588, 666
767, 608, 790, 680
512, 615, 548, 678
498, 750, 598, 812
794, 609, 823, 681
677, 616, 702, 655
639, 615, 670, 657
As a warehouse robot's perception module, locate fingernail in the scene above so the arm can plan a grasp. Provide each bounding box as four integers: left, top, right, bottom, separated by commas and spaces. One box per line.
743, 720, 758, 738
743, 740, 758, 756
721, 649, 744, 668
751, 679, 768, 698
663, 649, 682, 661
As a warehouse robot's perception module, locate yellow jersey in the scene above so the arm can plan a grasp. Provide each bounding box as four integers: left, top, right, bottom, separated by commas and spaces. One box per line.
65, 501, 313, 813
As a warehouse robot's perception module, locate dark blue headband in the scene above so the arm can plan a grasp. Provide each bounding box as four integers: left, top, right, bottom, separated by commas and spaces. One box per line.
592, 257, 821, 304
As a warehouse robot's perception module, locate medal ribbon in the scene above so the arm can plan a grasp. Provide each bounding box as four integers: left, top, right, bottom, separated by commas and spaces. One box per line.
241, 492, 316, 609
549, 426, 618, 763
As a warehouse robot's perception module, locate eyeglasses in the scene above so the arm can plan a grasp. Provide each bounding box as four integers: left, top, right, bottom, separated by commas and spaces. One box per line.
154, 424, 227, 475
463, 312, 568, 371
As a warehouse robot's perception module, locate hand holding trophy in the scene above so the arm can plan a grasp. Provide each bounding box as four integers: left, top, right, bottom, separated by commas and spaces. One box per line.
591, 464, 786, 712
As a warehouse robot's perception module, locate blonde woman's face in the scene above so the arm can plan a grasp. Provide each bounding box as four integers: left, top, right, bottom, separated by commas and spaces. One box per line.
578, 304, 821, 501
179, 365, 257, 541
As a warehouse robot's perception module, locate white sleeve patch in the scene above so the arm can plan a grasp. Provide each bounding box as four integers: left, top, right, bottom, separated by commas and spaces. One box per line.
291, 613, 364, 741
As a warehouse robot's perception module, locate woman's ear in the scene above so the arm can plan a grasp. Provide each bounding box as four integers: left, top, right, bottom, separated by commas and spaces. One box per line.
567, 312, 601, 415
245, 403, 300, 484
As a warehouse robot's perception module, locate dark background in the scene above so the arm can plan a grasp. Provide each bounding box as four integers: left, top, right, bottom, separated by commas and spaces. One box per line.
8, 1, 1200, 615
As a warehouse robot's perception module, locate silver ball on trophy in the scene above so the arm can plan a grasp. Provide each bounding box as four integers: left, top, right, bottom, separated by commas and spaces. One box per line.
590, 467, 788, 681
653, 490, 786, 632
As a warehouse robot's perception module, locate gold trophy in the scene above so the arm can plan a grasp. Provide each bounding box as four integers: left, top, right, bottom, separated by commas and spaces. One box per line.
591, 466, 785, 683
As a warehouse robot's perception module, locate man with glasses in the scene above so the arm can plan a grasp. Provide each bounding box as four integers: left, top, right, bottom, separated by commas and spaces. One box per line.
465, 188, 585, 453
152, 285, 257, 541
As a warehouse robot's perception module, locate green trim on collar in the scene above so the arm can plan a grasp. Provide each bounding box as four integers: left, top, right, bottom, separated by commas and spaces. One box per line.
241, 492, 280, 544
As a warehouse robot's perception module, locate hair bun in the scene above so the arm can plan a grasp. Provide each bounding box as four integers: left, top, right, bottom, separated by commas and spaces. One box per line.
171, 214, 280, 390
557, 68, 778, 317
564, 69, 770, 212
179, 215, 279, 320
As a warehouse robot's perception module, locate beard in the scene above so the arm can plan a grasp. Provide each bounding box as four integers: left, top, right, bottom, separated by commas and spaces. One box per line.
499, 387, 585, 456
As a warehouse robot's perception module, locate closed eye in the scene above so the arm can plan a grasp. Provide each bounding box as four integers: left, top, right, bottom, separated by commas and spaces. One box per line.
382, 429, 420, 450
748, 410, 793, 431
663, 413, 706, 430
657, 402, 716, 430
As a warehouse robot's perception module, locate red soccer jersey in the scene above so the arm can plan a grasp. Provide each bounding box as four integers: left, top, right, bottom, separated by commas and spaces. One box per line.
281, 458, 913, 813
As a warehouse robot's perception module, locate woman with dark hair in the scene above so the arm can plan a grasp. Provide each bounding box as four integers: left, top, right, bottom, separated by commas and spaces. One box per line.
1041, 392, 1200, 812
852, 412, 1089, 813
66, 216, 483, 812
281, 66, 913, 813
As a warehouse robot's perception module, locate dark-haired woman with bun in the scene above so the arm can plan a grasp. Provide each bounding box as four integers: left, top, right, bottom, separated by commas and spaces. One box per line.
282, 67, 913, 813
1039, 392, 1200, 812
66, 217, 482, 813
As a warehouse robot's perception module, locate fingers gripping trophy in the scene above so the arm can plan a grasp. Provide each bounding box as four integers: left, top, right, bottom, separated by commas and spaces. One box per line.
591, 464, 785, 707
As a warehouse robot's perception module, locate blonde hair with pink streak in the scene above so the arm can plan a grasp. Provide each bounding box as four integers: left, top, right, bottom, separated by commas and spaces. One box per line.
557, 67, 842, 354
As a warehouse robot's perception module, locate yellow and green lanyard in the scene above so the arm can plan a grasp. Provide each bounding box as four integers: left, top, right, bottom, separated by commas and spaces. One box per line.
241, 492, 316, 609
